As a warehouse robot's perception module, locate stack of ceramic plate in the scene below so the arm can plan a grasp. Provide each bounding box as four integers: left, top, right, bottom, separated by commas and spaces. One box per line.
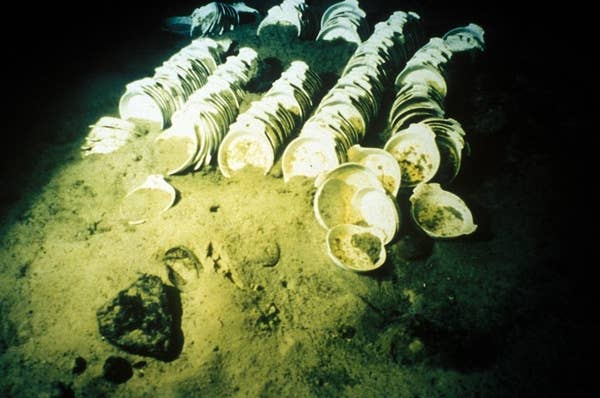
81, 117, 143, 156
165, 2, 259, 37
421, 117, 466, 183
384, 24, 485, 187
218, 61, 321, 177
390, 24, 486, 131
442, 23, 485, 53
387, 79, 447, 135
154, 48, 259, 175
316, 0, 369, 44
257, 0, 316, 39
394, 37, 453, 92
346, 11, 423, 74
190, 1, 259, 36
390, 37, 456, 131
119, 38, 229, 131
282, 11, 423, 182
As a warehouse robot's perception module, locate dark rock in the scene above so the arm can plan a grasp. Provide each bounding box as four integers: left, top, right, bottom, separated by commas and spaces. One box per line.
132, 360, 147, 369
49, 381, 74, 398
103, 356, 133, 384
96, 274, 183, 361
72, 356, 87, 375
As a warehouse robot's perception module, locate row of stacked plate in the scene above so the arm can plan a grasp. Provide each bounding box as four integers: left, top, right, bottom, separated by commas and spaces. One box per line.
381, 24, 484, 240
120, 47, 260, 225
282, 10, 423, 182
384, 24, 485, 188
119, 38, 231, 131
153, 47, 260, 175
164, 2, 259, 37
257, 0, 316, 39
316, 0, 369, 44
218, 61, 321, 177
285, 10, 423, 272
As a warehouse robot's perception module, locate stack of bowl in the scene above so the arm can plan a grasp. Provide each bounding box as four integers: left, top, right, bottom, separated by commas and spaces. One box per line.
313, 163, 401, 272
257, 0, 316, 39
153, 48, 259, 175
384, 24, 484, 187
218, 61, 321, 177
282, 10, 423, 182
165, 2, 259, 37
316, 0, 369, 44
119, 38, 231, 131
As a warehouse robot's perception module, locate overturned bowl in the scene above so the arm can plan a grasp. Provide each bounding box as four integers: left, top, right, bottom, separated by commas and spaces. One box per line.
409, 183, 477, 238
326, 224, 386, 272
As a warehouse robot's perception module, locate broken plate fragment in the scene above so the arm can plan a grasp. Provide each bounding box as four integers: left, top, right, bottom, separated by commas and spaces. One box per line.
120, 175, 177, 225
81, 116, 142, 156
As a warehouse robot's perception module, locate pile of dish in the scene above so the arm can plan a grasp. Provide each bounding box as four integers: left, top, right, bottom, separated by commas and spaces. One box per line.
119, 38, 230, 131
153, 48, 259, 175
382, 24, 484, 239
387, 38, 451, 137
257, 0, 316, 39
164, 1, 259, 37
345, 144, 402, 196
282, 10, 422, 182
218, 61, 321, 177
316, 0, 369, 44
384, 24, 485, 188
81, 117, 143, 157
313, 163, 400, 272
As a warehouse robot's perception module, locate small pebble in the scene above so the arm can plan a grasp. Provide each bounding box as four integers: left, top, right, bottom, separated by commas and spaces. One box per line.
103, 356, 133, 384
132, 360, 147, 369
72, 356, 87, 375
